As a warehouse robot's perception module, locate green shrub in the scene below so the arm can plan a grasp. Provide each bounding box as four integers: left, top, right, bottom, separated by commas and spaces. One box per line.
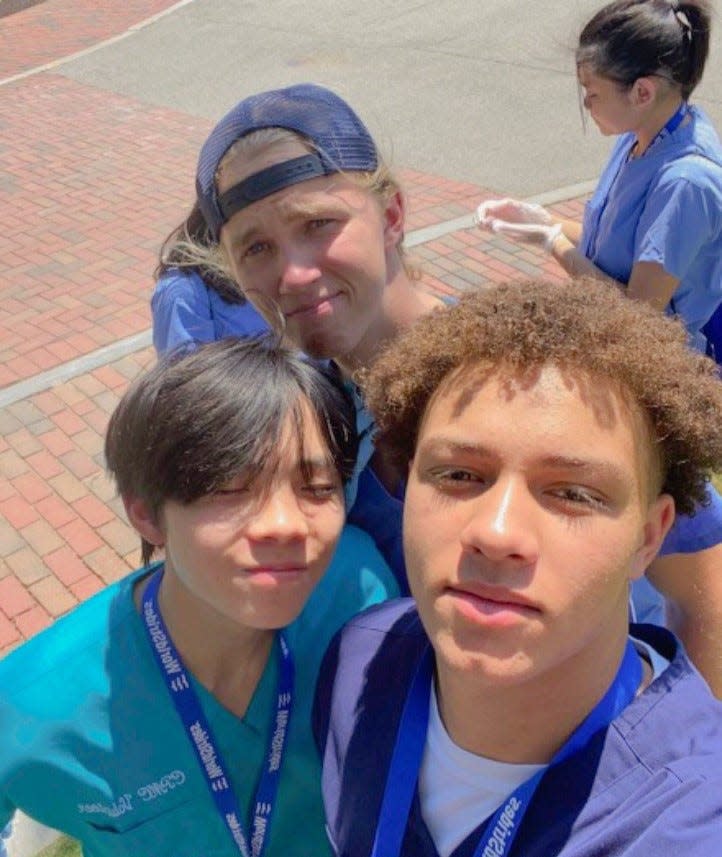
36, 836, 82, 857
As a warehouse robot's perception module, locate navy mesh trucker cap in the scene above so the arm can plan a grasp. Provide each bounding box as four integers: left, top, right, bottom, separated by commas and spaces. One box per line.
196, 83, 379, 241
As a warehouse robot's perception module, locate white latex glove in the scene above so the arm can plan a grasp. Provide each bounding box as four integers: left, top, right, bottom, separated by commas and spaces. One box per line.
474, 198, 562, 252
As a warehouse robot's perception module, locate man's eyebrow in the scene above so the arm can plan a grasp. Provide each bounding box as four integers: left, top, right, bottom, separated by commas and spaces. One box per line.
299, 456, 337, 470
229, 199, 349, 251
277, 195, 349, 220
416, 437, 496, 458
535, 455, 628, 482
418, 439, 628, 481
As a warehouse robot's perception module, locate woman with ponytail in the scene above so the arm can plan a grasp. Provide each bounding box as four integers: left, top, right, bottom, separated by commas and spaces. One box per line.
479, 0, 721, 353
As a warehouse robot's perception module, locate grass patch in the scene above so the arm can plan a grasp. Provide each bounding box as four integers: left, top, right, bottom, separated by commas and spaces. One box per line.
35, 836, 82, 857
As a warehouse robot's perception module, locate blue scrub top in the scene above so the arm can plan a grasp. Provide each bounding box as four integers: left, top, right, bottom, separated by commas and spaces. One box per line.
580, 105, 722, 353
151, 268, 268, 354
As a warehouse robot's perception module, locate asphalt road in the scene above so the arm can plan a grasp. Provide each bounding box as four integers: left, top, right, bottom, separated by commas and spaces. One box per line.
60, 0, 722, 197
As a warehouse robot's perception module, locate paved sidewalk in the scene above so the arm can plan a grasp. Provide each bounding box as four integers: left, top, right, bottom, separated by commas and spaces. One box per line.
0, 3, 586, 658
0, 0, 182, 80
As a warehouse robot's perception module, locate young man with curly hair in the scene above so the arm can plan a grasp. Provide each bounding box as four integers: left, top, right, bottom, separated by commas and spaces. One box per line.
194, 84, 722, 694
314, 278, 722, 857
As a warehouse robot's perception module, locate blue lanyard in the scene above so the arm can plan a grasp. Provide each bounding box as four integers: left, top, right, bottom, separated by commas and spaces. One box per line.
622, 100, 688, 164
647, 100, 688, 152
141, 569, 294, 857
371, 639, 641, 857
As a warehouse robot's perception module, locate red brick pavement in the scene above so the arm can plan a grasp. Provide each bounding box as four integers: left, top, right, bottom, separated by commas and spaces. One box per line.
0, 347, 155, 655
0, 74, 211, 388
0, 0, 183, 79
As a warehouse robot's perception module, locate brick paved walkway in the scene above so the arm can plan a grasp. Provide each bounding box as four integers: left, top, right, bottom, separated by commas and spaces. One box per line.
0, 0, 183, 79
0, 2, 587, 656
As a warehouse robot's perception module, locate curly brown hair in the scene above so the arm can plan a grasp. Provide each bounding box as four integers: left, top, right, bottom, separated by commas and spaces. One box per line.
364, 278, 722, 516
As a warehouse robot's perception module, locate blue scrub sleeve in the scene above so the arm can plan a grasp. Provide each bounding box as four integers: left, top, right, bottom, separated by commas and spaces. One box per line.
659, 482, 722, 555
635, 177, 718, 279
151, 271, 216, 354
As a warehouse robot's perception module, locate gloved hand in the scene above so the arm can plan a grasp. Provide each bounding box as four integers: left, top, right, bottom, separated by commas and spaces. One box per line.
474, 198, 562, 252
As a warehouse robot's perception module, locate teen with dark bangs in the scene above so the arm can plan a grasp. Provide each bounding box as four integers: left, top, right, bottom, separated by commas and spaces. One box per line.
0, 337, 396, 857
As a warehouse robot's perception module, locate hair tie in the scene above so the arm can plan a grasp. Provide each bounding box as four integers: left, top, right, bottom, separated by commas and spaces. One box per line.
674, 8, 693, 43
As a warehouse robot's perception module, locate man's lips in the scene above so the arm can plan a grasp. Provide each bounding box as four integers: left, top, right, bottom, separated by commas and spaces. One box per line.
245, 564, 307, 574
446, 582, 540, 614
283, 292, 342, 318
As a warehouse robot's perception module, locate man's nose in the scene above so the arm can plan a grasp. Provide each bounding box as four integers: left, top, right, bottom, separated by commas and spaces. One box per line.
459, 476, 539, 565
245, 485, 309, 542
278, 245, 322, 292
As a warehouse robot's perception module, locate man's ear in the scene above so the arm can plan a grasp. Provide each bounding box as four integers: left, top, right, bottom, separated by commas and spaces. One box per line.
123, 495, 165, 549
383, 189, 406, 250
630, 76, 658, 108
629, 493, 675, 580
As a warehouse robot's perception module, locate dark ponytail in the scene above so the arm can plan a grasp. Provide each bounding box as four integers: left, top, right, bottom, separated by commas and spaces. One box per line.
577, 1, 711, 99
679, 1, 712, 97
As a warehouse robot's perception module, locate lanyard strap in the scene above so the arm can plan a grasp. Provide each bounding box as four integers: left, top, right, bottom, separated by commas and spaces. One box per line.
629, 101, 688, 161
141, 569, 294, 857
652, 100, 688, 147
372, 639, 641, 857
